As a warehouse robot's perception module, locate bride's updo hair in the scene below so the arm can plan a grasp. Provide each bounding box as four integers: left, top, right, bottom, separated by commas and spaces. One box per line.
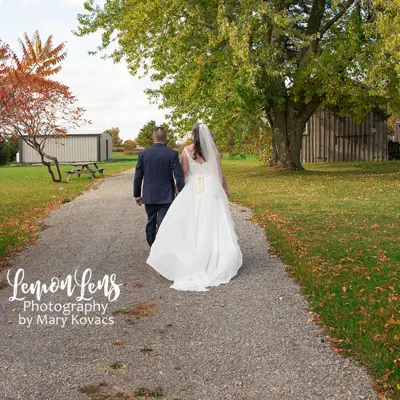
192, 123, 205, 160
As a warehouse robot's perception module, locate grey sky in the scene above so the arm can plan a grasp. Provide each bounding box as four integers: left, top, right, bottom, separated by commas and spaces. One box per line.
0, 0, 169, 141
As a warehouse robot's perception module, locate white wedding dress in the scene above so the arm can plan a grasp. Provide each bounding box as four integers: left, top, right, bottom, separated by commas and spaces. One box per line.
146, 146, 243, 291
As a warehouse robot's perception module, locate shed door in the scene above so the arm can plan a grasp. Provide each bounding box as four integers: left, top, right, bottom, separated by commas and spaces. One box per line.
106, 140, 109, 160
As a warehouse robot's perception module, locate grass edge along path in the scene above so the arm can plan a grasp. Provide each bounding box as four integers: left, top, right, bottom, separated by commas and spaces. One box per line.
223, 157, 400, 400
0, 160, 136, 270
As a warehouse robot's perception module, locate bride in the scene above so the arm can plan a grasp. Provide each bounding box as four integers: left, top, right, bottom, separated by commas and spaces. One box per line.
146, 123, 243, 291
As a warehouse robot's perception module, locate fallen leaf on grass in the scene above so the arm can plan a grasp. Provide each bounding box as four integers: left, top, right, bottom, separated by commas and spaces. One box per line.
385, 317, 400, 329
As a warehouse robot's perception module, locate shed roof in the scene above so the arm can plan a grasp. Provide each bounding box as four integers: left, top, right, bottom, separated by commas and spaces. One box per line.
21, 131, 110, 138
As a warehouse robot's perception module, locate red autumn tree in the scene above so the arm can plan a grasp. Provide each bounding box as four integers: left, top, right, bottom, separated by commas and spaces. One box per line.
0, 31, 66, 106
0, 31, 87, 182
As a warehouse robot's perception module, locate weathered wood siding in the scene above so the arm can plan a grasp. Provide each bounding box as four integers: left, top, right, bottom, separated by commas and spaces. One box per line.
301, 109, 388, 163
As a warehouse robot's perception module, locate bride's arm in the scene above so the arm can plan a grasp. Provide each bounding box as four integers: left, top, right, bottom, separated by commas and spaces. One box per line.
181, 150, 189, 181
217, 154, 231, 197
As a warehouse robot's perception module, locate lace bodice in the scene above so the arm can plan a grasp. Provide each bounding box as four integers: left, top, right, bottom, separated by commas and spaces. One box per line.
184, 147, 215, 177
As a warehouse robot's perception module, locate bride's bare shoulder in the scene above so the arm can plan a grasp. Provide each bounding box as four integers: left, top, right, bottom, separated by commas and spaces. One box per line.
182, 145, 191, 159
184, 144, 195, 154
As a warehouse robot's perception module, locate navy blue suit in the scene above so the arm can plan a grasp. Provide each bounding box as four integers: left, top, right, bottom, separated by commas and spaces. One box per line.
133, 143, 185, 246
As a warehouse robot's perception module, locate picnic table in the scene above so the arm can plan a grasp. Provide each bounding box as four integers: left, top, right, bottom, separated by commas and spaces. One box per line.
66, 162, 104, 182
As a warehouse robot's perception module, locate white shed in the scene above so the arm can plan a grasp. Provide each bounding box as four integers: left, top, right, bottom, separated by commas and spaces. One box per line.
18, 131, 113, 163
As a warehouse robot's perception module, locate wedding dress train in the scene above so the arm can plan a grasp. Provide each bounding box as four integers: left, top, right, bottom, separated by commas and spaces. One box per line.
146, 148, 243, 291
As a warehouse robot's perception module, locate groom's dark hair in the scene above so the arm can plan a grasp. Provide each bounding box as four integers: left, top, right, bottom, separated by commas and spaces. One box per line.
153, 126, 167, 142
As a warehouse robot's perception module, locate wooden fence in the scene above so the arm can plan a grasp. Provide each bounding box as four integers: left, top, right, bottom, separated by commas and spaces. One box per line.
301, 109, 388, 163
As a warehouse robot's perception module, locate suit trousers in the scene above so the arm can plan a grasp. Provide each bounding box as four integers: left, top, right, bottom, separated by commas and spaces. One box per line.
144, 204, 171, 247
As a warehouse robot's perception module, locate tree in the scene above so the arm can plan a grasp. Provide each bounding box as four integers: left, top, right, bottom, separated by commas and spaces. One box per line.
136, 121, 175, 148
75, 0, 400, 170
2, 78, 86, 182
6, 136, 19, 161
167, 136, 177, 148
108, 126, 122, 147
0, 31, 66, 109
136, 120, 156, 148
123, 139, 137, 148
0, 31, 87, 181
0, 135, 19, 164
0, 138, 10, 165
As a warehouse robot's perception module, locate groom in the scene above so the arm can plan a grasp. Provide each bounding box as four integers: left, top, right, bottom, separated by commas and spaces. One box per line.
133, 126, 185, 246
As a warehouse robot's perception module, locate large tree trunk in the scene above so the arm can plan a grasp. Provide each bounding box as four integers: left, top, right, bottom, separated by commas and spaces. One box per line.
268, 98, 321, 171
43, 153, 62, 182
269, 110, 306, 170
31, 141, 62, 182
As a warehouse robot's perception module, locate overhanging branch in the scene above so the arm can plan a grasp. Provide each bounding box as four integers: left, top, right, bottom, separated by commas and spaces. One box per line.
320, 0, 357, 37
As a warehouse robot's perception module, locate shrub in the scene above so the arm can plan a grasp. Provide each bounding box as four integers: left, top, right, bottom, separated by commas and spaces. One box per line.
0, 142, 10, 165
123, 139, 138, 149
247, 125, 273, 164
388, 141, 400, 160
6, 137, 19, 161
123, 149, 140, 156
113, 147, 124, 152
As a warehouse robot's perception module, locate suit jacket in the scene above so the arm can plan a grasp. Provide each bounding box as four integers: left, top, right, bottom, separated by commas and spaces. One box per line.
133, 143, 185, 204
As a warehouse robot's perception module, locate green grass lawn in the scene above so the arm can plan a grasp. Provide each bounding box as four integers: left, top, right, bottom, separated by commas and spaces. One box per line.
109, 151, 138, 163
0, 155, 136, 265
223, 158, 400, 399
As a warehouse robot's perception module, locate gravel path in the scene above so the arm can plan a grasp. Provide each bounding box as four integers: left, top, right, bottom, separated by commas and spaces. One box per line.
0, 169, 378, 400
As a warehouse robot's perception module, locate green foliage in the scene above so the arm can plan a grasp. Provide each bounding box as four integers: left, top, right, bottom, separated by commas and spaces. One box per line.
136, 120, 174, 148
247, 123, 273, 164
0, 140, 10, 165
136, 120, 156, 148
123, 139, 137, 148
75, 0, 400, 169
108, 127, 122, 147
76, 0, 400, 123
0, 135, 17, 164
6, 136, 19, 161
167, 136, 177, 148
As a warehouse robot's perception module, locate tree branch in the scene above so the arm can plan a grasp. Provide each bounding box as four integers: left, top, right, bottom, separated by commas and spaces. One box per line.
307, 0, 327, 35
320, 0, 357, 37
298, 0, 327, 67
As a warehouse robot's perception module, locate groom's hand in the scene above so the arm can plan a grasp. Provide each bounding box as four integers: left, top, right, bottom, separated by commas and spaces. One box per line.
136, 198, 143, 206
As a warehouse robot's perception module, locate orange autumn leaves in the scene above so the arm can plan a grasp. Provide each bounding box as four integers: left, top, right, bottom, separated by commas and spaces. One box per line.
0, 30, 87, 141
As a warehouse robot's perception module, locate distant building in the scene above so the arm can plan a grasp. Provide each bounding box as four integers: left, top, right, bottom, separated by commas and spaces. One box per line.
301, 110, 388, 163
18, 131, 112, 163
